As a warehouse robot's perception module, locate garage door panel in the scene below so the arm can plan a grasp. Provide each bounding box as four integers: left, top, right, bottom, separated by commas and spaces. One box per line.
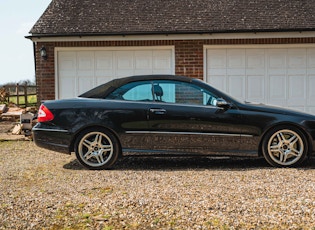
77, 52, 94, 77
268, 49, 286, 68
210, 75, 226, 92
288, 49, 306, 69
59, 77, 76, 99
115, 51, 135, 77
307, 49, 315, 67
287, 69, 307, 75
228, 75, 245, 100
135, 51, 152, 71
269, 75, 286, 100
78, 77, 94, 95
268, 75, 288, 107
209, 69, 226, 76
246, 49, 265, 69
58, 52, 76, 77
77, 52, 94, 70
268, 68, 286, 75
153, 50, 173, 72
308, 75, 315, 106
247, 75, 265, 102
116, 51, 134, 67
227, 69, 245, 75
117, 52, 134, 68
95, 51, 114, 77
227, 49, 245, 68
288, 75, 306, 106
153, 69, 171, 74
207, 49, 226, 68
94, 77, 109, 86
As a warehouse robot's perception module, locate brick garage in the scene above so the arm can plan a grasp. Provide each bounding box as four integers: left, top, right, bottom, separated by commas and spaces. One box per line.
27, 0, 315, 112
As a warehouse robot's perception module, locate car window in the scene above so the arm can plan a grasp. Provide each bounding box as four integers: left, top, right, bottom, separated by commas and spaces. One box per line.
153, 80, 218, 106
107, 81, 154, 101
107, 80, 218, 106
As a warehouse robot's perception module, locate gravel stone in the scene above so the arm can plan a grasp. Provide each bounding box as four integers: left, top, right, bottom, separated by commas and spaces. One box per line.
1, 141, 315, 229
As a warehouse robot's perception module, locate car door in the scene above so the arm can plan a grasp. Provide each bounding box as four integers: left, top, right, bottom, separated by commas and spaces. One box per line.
146, 80, 244, 155
105, 81, 153, 150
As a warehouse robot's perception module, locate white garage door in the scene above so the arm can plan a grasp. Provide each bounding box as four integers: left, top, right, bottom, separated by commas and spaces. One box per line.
56, 47, 174, 99
205, 46, 315, 114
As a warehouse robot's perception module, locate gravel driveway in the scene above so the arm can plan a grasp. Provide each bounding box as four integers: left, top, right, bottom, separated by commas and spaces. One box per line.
1, 140, 315, 229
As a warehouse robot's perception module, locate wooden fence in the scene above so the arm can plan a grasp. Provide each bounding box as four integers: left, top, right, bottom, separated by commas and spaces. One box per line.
4, 84, 37, 107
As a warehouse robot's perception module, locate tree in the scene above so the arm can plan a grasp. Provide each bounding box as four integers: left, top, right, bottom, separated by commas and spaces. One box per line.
19, 79, 35, 86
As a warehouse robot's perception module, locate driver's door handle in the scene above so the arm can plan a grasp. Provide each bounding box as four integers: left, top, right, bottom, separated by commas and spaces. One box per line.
149, 108, 167, 115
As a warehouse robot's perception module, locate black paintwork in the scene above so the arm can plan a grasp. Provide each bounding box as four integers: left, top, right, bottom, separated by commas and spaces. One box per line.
33, 75, 315, 158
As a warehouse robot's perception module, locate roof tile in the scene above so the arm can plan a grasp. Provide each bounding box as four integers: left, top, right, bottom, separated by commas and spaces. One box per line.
30, 0, 315, 36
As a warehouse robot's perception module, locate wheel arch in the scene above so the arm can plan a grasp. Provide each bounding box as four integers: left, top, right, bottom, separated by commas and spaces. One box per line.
258, 122, 313, 157
69, 125, 122, 156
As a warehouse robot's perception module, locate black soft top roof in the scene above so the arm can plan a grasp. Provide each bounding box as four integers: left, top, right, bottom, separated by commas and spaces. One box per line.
79, 75, 195, 98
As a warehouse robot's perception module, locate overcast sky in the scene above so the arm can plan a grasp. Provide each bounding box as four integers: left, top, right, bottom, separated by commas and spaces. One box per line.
0, 0, 51, 85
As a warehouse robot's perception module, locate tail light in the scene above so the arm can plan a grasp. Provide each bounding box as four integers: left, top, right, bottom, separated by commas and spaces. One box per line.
38, 104, 54, 122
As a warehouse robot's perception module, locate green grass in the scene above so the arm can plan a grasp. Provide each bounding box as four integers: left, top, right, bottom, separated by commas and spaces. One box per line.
8, 95, 37, 106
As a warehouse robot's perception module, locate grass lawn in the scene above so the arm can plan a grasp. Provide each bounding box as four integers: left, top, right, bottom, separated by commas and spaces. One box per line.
8, 95, 37, 106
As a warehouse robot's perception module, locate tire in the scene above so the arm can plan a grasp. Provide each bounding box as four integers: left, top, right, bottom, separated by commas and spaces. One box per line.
74, 128, 120, 170
262, 125, 308, 167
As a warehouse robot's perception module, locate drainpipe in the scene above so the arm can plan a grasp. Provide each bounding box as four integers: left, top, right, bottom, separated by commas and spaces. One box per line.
33, 42, 36, 75
32, 41, 40, 106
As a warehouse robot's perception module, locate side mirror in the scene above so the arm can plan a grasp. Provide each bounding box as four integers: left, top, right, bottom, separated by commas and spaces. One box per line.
216, 98, 231, 109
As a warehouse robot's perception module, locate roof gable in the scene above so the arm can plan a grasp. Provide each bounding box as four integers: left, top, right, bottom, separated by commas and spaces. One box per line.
30, 0, 315, 36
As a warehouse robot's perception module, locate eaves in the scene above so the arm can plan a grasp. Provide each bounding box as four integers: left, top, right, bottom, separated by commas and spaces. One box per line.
25, 29, 315, 42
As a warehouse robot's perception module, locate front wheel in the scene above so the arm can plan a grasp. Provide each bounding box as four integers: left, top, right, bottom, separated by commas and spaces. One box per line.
262, 126, 308, 167
74, 128, 120, 170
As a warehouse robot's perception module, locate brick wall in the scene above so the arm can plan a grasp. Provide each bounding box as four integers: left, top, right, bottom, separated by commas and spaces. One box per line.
35, 43, 55, 103
175, 40, 204, 80
35, 37, 315, 102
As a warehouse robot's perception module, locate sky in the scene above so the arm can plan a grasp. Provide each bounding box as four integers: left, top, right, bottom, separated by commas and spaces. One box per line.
0, 0, 51, 85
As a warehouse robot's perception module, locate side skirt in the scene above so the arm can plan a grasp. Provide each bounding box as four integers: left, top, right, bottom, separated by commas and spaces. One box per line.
122, 148, 258, 157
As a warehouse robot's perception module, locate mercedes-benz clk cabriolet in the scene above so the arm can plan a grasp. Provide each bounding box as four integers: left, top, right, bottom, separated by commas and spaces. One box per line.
32, 75, 315, 169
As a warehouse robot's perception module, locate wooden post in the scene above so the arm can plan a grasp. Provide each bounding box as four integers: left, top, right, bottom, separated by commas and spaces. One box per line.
16, 83, 19, 106
24, 85, 28, 107
6, 86, 9, 104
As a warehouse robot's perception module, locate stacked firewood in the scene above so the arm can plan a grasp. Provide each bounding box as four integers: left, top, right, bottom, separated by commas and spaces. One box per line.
0, 87, 8, 104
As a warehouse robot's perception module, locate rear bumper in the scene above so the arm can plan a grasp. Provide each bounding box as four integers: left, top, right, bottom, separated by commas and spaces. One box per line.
32, 126, 72, 154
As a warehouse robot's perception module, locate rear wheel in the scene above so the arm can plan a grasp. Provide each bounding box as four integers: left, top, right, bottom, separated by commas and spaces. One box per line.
262, 126, 308, 167
74, 128, 120, 170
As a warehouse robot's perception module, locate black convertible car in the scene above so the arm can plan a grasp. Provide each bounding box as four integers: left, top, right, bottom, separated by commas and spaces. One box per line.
33, 75, 315, 169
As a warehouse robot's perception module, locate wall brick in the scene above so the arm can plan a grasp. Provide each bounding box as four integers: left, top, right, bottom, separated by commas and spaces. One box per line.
35, 37, 315, 101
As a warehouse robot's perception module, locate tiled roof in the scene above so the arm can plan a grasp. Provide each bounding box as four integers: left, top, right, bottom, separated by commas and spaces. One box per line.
29, 0, 315, 36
